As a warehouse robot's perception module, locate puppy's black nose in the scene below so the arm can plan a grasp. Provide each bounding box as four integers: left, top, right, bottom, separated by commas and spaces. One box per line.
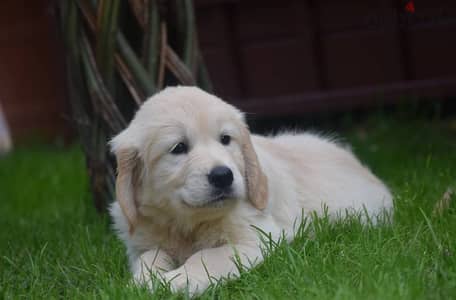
208, 166, 233, 189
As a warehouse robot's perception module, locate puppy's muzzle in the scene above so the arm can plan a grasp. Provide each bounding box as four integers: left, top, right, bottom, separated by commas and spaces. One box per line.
208, 166, 233, 190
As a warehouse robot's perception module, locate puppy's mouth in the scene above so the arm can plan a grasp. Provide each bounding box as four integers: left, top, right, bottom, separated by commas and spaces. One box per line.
182, 189, 237, 208
208, 191, 231, 203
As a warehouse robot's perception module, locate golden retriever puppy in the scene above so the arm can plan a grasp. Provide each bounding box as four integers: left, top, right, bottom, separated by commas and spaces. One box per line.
110, 86, 392, 295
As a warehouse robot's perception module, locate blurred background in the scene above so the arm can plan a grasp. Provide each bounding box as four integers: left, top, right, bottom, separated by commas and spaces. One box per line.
2, 2, 456, 298
0, 0, 455, 209
1, 0, 455, 142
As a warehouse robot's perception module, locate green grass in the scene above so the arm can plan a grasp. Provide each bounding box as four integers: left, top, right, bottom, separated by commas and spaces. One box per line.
1, 116, 456, 299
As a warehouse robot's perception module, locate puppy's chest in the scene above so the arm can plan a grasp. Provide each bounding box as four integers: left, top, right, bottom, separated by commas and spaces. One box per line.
150, 225, 229, 265
168, 235, 225, 264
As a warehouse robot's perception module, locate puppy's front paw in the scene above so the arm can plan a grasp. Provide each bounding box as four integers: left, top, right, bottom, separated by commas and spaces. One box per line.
133, 270, 158, 292
163, 268, 207, 296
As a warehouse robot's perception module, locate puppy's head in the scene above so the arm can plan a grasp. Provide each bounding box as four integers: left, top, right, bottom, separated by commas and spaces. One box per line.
110, 87, 268, 232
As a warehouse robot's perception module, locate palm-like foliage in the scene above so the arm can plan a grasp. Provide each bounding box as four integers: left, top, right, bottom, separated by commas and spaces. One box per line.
58, 0, 211, 211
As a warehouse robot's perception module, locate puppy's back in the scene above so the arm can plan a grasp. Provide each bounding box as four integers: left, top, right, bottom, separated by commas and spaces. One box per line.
253, 132, 393, 222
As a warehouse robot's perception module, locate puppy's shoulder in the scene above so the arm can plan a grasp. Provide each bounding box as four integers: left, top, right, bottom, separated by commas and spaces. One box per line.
110, 202, 160, 262
109, 201, 131, 243
275, 131, 344, 147
253, 131, 349, 153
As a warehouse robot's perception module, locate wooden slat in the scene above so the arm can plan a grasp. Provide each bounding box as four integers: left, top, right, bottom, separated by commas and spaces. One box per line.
0, 0, 67, 140
224, 2, 248, 97
230, 78, 456, 117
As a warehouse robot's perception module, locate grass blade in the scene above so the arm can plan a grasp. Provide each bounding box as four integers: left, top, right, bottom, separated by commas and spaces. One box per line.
80, 34, 126, 132
165, 45, 196, 85
95, 0, 121, 93
143, 0, 160, 81
175, 0, 196, 73
117, 33, 156, 95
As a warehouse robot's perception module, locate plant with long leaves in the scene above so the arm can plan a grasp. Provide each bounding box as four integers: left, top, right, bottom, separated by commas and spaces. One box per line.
58, 0, 212, 211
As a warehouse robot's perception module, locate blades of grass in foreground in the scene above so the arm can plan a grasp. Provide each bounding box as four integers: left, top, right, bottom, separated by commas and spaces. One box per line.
2, 131, 456, 298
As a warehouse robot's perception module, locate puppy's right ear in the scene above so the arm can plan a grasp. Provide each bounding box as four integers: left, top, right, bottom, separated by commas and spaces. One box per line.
115, 148, 142, 234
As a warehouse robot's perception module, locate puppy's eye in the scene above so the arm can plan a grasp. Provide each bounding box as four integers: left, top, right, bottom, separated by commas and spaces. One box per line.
170, 142, 188, 155
220, 134, 231, 146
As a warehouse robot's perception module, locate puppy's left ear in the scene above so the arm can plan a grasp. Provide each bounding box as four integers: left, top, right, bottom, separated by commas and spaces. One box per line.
240, 123, 268, 210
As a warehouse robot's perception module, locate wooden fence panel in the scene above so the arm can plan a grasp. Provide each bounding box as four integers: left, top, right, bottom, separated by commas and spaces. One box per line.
195, 0, 456, 116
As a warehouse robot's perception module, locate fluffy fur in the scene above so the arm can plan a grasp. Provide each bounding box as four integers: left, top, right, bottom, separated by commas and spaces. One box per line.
109, 86, 393, 295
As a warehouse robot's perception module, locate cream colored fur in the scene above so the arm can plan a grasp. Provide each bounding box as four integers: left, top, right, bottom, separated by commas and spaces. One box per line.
109, 86, 393, 295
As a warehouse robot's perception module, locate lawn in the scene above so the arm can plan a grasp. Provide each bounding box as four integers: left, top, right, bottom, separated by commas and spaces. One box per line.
1, 115, 456, 299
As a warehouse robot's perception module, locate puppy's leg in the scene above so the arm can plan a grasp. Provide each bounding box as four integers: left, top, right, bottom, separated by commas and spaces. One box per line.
132, 248, 174, 286
163, 243, 262, 295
